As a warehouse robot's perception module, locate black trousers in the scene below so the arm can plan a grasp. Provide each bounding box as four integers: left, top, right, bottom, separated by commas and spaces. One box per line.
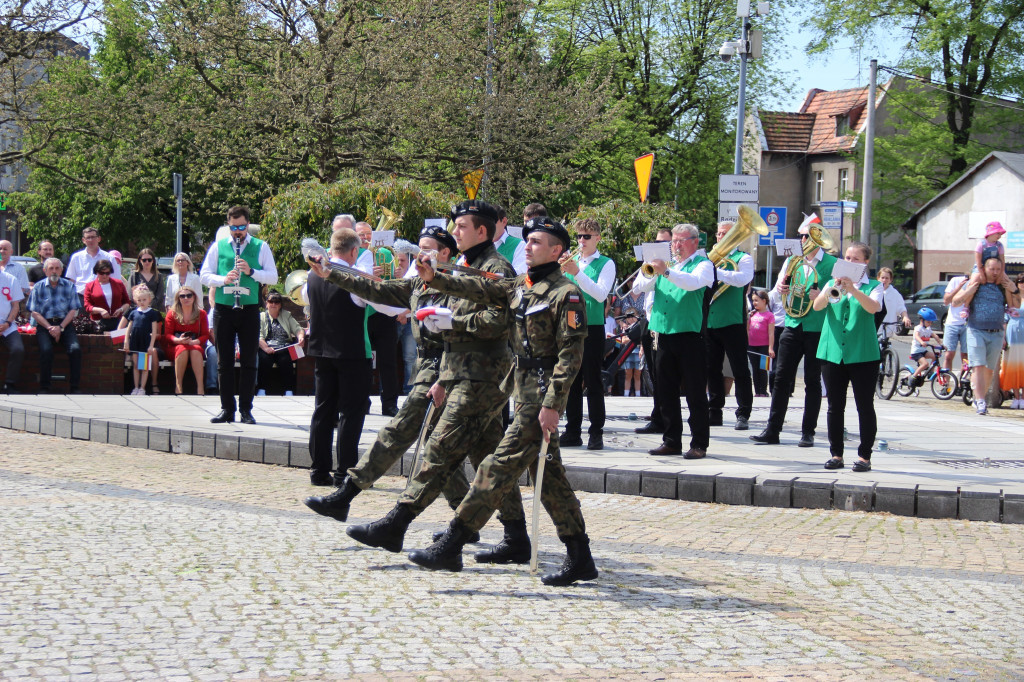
766, 326, 822, 435
641, 327, 662, 426
367, 313, 399, 411
748, 344, 770, 394
565, 325, 607, 438
822, 360, 878, 460
706, 323, 753, 420
257, 348, 296, 393
768, 328, 782, 393
656, 331, 709, 450
214, 303, 260, 413
309, 356, 371, 476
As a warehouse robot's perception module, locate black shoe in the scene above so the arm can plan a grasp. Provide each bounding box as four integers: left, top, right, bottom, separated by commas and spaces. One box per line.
634, 422, 664, 434
346, 503, 416, 552
210, 410, 235, 424
239, 410, 256, 425
560, 435, 584, 447
824, 457, 845, 470
586, 434, 604, 451
431, 528, 481, 544
310, 471, 334, 486
734, 417, 749, 431
305, 477, 361, 521
4, 383, 17, 394
798, 433, 814, 448
648, 443, 683, 456
474, 518, 531, 565
683, 447, 707, 459
408, 518, 472, 572
708, 414, 724, 427
852, 460, 872, 472
541, 533, 598, 586
382, 405, 400, 417
749, 428, 779, 444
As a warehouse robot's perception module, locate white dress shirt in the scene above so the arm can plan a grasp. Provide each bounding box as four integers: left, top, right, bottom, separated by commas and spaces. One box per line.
166, 272, 205, 310
773, 248, 823, 292
494, 231, 527, 275
879, 283, 908, 335
572, 251, 616, 306
66, 248, 112, 293
0, 261, 30, 294
199, 234, 279, 291
716, 252, 754, 288
632, 249, 715, 294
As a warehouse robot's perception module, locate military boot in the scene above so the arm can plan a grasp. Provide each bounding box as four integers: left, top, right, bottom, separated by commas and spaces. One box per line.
541, 533, 599, 586
432, 528, 481, 544
408, 518, 472, 572
304, 477, 361, 521
474, 518, 531, 565
345, 503, 416, 552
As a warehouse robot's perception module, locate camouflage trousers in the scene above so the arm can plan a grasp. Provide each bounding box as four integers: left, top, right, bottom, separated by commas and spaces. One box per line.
400, 379, 523, 522
346, 382, 469, 510
457, 402, 585, 540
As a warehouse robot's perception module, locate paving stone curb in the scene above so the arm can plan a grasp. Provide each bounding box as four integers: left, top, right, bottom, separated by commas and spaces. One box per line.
0, 405, 1020, 523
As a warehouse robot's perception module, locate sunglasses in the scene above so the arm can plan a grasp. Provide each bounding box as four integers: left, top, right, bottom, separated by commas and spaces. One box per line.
577, 234, 597, 240
229, 224, 249, 231
267, 299, 282, 305
178, 293, 194, 299
139, 258, 153, 263
98, 271, 112, 275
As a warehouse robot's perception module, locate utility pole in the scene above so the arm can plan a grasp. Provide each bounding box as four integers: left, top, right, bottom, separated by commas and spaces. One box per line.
173, 173, 183, 254
860, 59, 877, 261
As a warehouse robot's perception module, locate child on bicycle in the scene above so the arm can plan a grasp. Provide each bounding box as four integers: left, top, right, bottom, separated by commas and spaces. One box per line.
910, 307, 941, 386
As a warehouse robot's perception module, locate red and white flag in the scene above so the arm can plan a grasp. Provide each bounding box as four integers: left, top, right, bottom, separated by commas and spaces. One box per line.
797, 212, 822, 234
287, 343, 305, 360
109, 328, 127, 345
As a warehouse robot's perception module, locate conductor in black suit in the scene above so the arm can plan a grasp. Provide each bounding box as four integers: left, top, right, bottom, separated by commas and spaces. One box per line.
306, 228, 404, 485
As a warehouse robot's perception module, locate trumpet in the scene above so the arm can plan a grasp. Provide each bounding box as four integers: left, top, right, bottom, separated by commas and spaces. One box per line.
614, 266, 643, 297
827, 283, 846, 304
559, 247, 582, 272
417, 250, 505, 280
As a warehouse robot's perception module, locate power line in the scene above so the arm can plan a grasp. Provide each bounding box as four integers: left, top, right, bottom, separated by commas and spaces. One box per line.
878, 65, 1024, 114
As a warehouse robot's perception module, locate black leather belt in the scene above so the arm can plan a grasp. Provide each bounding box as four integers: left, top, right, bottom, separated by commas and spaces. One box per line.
419, 348, 443, 360
443, 339, 505, 353
513, 355, 556, 371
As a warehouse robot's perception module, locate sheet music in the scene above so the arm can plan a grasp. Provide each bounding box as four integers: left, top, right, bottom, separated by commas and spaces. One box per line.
371, 230, 395, 248
831, 259, 867, 282
641, 242, 671, 263
633, 245, 644, 261
775, 239, 802, 257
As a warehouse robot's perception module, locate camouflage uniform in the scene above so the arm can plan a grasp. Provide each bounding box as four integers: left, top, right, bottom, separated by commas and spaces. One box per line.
428, 265, 589, 540
328, 242, 523, 521
324, 270, 468, 507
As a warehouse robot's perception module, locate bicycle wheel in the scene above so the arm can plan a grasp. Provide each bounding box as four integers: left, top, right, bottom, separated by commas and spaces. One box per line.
876, 348, 898, 400
961, 371, 974, 405
931, 370, 958, 400
895, 368, 916, 397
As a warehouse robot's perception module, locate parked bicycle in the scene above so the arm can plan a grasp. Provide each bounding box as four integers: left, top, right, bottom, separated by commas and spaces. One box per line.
876, 323, 900, 400
895, 350, 959, 400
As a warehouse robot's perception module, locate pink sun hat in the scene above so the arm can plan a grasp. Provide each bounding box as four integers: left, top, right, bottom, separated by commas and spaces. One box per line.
985, 221, 1006, 238
108, 249, 123, 263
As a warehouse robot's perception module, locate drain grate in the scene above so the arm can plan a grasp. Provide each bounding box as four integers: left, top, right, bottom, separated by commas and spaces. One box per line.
930, 459, 1024, 470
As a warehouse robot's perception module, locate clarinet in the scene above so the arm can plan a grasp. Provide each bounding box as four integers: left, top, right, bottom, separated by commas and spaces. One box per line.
232, 237, 243, 309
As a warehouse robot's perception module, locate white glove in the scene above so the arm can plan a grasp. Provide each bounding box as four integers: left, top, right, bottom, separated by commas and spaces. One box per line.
417, 306, 453, 333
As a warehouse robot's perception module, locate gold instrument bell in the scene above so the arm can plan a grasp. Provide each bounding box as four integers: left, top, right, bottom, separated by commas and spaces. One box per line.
370, 207, 402, 279
782, 224, 836, 318
284, 269, 309, 306
709, 204, 770, 303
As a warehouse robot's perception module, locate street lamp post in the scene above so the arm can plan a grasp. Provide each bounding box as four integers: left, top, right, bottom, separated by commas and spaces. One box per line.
721, 1, 768, 175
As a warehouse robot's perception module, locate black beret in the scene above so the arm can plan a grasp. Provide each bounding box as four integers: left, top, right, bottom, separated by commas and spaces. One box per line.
420, 224, 458, 254
450, 200, 499, 225
523, 216, 571, 252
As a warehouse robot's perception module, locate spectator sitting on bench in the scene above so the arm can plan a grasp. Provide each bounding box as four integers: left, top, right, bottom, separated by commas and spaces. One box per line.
0, 265, 25, 393
83, 259, 131, 332
162, 285, 209, 395
256, 291, 303, 396
27, 258, 81, 394
203, 288, 218, 394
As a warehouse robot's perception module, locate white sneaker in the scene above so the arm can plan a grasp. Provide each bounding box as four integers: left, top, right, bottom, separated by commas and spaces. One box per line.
284, 390, 294, 396
1015, 398, 1023, 409
976, 399, 988, 415
256, 389, 266, 397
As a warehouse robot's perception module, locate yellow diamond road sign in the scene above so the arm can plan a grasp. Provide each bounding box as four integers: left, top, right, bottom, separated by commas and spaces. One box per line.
634, 153, 654, 204
463, 169, 484, 200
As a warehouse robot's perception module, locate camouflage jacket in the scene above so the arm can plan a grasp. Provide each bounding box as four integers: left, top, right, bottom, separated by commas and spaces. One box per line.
325, 242, 514, 384
428, 267, 587, 412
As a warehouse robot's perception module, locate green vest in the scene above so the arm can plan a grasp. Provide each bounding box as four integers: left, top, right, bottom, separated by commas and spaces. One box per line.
214, 237, 263, 306
648, 254, 709, 334
817, 279, 882, 364
566, 254, 611, 327
784, 251, 838, 332
707, 249, 747, 329
496, 234, 522, 264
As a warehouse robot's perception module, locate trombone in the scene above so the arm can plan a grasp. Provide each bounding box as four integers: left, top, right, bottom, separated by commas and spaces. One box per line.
300, 238, 383, 282
418, 250, 505, 280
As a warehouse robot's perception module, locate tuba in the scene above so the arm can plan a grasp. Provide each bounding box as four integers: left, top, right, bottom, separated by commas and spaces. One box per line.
782, 225, 836, 318
371, 207, 402, 279
284, 270, 309, 306
709, 205, 770, 303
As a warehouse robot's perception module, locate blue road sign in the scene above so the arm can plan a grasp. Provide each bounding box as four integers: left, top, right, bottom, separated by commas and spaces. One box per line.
758, 206, 787, 246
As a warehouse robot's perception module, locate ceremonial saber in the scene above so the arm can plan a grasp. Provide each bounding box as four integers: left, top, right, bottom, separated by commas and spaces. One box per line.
530, 436, 551, 574
406, 402, 436, 485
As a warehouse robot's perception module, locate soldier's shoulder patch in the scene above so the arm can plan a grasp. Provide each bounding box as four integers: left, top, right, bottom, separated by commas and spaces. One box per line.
568, 309, 581, 329
568, 293, 581, 304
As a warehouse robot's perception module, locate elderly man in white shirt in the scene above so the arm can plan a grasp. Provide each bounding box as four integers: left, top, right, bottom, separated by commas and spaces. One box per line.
0, 267, 25, 392
65, 227, 112, 295
0, 240, 30, 297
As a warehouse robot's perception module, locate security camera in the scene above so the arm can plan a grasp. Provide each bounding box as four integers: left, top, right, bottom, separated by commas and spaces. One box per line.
719, 44, 736, 62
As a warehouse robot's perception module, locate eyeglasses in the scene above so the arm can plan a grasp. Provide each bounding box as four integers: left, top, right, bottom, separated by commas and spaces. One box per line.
577, 234, 597, 240
267, 300, 282, 305
178, 293, 194, 299
229, 224, 249, 231
139, 258, 153, 263
98, 271, 112, 276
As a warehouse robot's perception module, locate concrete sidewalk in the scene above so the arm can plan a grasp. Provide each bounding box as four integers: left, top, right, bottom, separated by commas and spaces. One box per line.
2, 387, 1022, 522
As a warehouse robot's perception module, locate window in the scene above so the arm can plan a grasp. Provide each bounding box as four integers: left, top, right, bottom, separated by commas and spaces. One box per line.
813, 171, 824, 205
835, 114, 850, 136
838, 168, 849, 198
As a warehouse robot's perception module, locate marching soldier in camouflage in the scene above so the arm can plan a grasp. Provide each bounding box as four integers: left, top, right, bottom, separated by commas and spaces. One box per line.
308, 200, 523, 556
303, 225, 472, 529
407, 215, 599, 587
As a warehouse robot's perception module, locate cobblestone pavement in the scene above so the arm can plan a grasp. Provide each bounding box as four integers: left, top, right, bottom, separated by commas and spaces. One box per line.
2, 431, 1023, 681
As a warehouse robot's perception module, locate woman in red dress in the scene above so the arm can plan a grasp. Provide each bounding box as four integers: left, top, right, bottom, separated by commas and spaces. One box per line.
163, 285, 209, 395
